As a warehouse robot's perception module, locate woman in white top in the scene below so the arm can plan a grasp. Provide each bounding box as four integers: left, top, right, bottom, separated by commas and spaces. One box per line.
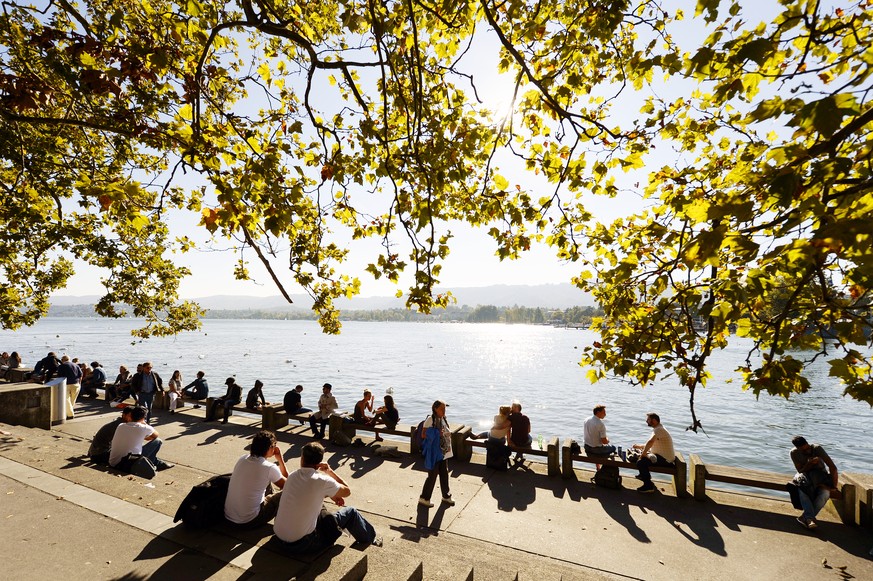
168, 370, 182, 413
488, 405, 512, 444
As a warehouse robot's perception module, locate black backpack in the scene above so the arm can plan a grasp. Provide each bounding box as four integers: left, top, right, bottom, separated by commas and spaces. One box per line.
592, 465, 622, 489
174, 474, 231, 529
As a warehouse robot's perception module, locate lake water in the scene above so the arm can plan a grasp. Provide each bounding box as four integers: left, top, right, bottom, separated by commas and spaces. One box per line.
3, 318, 871, 475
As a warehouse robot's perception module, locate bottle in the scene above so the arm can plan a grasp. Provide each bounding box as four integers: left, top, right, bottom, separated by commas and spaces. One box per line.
537, 434, 544, 450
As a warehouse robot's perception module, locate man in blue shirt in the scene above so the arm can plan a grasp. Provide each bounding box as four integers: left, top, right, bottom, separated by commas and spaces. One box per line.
181, 370, 209, 404
131, 361, 163, 422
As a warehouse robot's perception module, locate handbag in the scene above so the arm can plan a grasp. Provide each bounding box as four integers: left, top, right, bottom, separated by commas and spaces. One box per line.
117, 453, 156, 479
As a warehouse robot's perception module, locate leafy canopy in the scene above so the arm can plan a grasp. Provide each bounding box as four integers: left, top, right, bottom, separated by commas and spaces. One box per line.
1, 1, 871, 423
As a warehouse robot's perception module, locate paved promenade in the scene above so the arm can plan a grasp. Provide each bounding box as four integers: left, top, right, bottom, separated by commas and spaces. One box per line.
1, 400, 871, 580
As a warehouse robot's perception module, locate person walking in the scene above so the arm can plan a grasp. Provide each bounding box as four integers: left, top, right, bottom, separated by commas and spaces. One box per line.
57, 355, 83, 419
418, 400, 455, 508
131, 361, 163, 422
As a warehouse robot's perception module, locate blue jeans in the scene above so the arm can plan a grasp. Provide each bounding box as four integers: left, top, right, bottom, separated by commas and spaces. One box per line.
636, 454, 671, 484
141, 438, 162, 465
138, 391, 155, 420
799, 487, 830, 520
277, 507, 376, 554
585, 444, 616, 456
310, 415, 328, 437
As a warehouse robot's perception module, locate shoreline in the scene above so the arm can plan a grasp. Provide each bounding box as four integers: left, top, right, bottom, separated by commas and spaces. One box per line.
3, 318, 873, 478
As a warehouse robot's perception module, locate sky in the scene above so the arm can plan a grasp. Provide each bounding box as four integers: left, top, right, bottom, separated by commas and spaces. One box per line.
52, 8, 645, 300
51, 0, 791, 301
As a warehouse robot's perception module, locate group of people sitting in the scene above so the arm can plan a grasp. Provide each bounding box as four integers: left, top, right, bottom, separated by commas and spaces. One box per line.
1, 350, 22, 379
222, 431, 382, 553
87, 413, 381, 554
582, 405, 675, 493
282, 383, 400, 441
581, 404, 841, 530
87, 405, 175, 473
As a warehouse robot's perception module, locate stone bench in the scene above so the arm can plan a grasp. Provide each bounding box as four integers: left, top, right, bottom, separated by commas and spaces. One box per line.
562, 438, 688, 496
689, 453, 856, 523
203, 398, 289, 430
461, 429, 561, 476
329, 416, 417, 449
3, 367, 34, 383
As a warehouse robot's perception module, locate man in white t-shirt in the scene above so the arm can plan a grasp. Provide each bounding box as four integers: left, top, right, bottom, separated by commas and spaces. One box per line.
224, 430, 288, 528
583, 404, 616, 456
632, 412, 675, 493
273, 442, 381, 553
108, 406, 173, 472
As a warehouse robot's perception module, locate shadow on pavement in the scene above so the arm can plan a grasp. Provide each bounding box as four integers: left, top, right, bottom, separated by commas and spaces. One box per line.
486, 468, 537, 512
133, 534, 229, 581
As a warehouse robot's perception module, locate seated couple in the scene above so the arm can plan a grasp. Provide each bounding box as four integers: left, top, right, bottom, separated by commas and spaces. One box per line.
476, 402, 532, 461
88, 405, 174, 474
353, 389, 399, 441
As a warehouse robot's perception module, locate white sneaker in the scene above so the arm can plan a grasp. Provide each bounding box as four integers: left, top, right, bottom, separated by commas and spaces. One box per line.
441, 496, 455, 506
418, 497, 434, 508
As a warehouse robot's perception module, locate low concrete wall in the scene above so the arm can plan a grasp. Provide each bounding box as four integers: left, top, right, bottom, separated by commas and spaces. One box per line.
0, 382, 52, 430
842, 472, 873, 531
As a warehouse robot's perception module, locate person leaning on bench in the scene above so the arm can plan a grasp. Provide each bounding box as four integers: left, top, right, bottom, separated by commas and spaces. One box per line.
632, 412, 674, 494
790, 435, 839, 530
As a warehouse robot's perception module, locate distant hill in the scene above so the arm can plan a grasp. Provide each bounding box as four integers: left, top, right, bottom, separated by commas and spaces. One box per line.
50, 283, 592, 311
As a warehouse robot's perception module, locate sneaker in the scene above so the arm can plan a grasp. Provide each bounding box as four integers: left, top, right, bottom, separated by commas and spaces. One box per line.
634, 474, 646, 481
155, 461, 174, 472
806, 518, 818, 530
193, 404, 201, 409
418, 497, 434, 508
637, 483, 655, 493
441, 496, 455, 506
796, 516, 810, 529
371, 536, 383, 547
